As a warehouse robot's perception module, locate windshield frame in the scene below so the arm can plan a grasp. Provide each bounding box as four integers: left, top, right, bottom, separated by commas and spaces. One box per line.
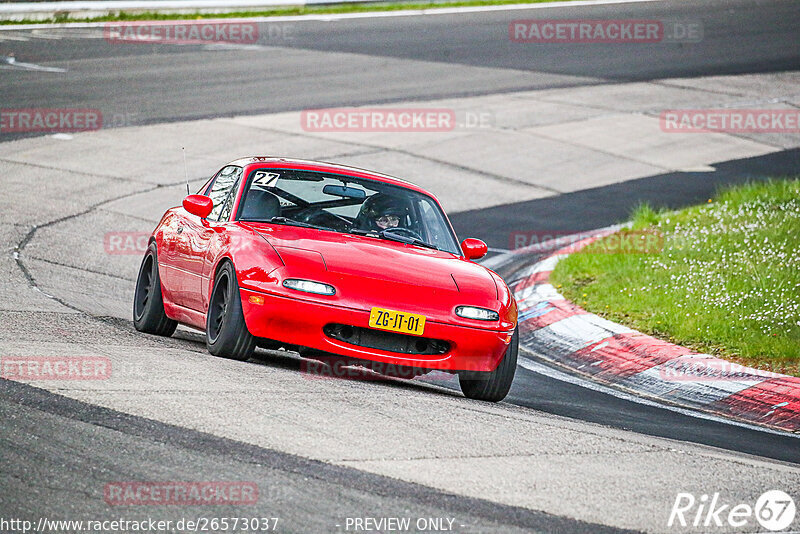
234, 167, 462, 255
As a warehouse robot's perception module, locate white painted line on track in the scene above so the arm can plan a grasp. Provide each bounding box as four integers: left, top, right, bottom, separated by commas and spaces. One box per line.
29, 30, 65, 39
0, 0, 668, 30
0, 55, 66, 72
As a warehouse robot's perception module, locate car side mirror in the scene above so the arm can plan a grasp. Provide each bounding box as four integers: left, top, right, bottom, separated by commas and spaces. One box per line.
183, 195, 213, 219
461, 238, 487, 260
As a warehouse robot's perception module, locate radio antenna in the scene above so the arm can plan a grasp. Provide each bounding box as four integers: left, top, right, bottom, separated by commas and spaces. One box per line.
182, 147, 189, 195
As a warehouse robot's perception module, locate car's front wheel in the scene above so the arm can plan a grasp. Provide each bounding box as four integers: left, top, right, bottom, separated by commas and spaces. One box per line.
206, 261, 256, 361
133, 242, 177, 337
459, 326, 518, 402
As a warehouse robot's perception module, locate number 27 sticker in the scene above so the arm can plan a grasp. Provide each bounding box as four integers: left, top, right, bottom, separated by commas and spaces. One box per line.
253, 171, 280, 186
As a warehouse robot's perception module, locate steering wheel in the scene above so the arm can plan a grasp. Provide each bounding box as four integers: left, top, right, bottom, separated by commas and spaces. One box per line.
296, 208, 351, 230
383, 227, 424, 241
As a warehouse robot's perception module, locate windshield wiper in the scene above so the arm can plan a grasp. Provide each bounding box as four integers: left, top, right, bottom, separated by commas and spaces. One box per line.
346, 228, 376, 236
270, 217, 329, 230
378, 229, 439, 250
242, 216, 326, 230
347, 227, 438, 250
251, 220, 439, 250
345, 228, 440, 250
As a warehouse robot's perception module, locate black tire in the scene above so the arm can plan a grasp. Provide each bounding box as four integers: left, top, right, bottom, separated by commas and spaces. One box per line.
459, 326, 518, 402
133, 242, 177, 337
206, 261, 256, 361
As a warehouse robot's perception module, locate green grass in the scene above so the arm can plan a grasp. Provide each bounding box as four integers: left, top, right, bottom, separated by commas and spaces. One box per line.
550, 179, 800, 375
1, 0, 577, 25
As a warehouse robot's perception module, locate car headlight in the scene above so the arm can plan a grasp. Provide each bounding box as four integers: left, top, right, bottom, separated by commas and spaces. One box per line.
283, 279, 336, 296
455, 306, 499, 321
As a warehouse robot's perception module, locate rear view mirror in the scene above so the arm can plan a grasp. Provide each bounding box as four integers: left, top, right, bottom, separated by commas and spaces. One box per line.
183, 195, 213, 218
323, 184, 366, 199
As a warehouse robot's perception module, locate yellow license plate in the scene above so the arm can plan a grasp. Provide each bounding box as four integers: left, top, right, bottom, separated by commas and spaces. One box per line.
369, 307, 426, 336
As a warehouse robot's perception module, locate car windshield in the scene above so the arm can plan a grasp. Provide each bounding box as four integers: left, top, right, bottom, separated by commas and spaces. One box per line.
237, 169, 461, 255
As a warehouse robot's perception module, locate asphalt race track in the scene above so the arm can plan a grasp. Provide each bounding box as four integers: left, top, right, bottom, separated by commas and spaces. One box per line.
2, 0, 800, 532
1, 0, 799, 134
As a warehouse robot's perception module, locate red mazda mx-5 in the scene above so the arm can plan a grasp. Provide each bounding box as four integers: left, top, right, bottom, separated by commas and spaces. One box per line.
133, 157, 518, 401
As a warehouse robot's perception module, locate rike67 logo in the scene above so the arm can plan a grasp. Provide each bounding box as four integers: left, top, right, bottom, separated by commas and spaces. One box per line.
669, 490, 796, 531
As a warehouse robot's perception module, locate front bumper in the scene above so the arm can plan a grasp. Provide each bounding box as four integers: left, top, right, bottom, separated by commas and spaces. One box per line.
240, 288, 512, 372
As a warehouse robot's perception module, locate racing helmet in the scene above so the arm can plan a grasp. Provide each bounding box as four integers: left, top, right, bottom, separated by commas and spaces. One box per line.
356, 193, 412, 231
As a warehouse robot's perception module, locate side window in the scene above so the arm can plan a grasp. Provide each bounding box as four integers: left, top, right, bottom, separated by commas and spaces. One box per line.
206, 166, 242, 221
218, 185, 239, 222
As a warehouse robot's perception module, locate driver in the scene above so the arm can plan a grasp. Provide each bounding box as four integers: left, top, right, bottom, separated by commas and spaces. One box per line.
356, 193, 412, 232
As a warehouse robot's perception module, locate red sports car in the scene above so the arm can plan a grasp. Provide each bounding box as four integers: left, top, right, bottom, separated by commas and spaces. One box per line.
133, 157, 518, 401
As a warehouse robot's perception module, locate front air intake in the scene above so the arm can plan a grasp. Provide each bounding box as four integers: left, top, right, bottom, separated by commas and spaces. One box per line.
323, 324, 450, 355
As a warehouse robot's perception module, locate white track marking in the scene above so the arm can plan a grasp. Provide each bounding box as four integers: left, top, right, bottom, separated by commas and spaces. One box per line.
0, 0, 667, 31
203, 43, 269, 51
29, 29, 64, 39
0, 55, 65, 72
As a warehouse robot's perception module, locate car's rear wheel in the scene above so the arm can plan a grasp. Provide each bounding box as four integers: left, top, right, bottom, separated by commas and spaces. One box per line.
459, 326, 518, 402
133, 242, 177, 337
206, 261, 255, 361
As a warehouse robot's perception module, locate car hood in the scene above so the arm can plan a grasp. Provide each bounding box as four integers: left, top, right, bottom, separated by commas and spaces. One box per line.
245, 223, 499, 317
